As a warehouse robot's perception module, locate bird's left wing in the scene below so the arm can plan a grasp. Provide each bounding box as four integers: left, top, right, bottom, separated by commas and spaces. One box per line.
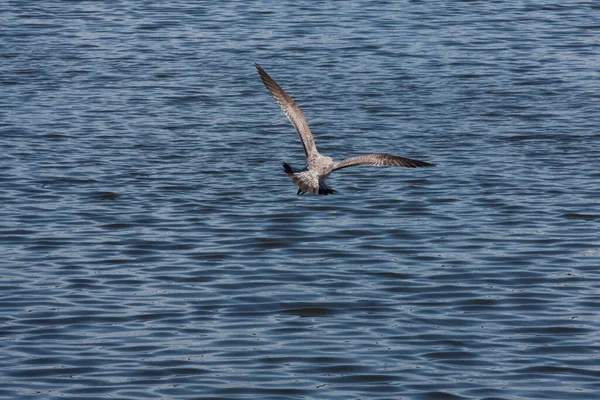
256, 64, 319, 160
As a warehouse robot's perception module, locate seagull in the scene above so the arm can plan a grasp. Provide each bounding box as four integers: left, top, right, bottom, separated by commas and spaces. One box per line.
256, 63, 435, 195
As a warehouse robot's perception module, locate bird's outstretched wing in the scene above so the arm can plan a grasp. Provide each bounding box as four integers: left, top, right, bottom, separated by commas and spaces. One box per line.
333, 153, 435, 171
256, 64, 318, 160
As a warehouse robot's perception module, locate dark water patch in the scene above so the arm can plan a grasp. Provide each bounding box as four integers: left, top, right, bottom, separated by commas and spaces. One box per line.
413, 392, 467, 400
563, 213, 599, 220
280, 307, 336, 317
92, 191, 119, 200
6, 366, 100, 378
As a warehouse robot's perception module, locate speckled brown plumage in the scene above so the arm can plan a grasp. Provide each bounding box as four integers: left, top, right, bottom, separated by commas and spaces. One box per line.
256, 64, 435, 195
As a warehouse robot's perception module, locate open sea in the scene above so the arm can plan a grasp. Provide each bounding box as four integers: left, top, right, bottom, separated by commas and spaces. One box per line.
1, 1, 599, 399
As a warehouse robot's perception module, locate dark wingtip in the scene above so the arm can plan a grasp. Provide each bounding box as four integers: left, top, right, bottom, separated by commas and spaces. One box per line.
415, 160, 436, 168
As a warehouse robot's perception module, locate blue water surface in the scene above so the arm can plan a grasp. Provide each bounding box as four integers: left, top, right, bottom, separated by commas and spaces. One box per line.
1, 1, 599, 399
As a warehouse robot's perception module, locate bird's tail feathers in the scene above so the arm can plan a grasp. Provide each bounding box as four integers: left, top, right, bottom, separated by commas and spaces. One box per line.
282, 162, 294, 175
318, 180, 336, 195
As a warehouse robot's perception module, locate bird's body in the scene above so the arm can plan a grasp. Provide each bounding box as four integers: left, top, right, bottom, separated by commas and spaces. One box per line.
283, 154, 336, 195
256, 64, 435, 195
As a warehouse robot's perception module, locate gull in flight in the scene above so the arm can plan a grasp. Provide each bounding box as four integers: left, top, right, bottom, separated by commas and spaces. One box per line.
256, 64, 435, 195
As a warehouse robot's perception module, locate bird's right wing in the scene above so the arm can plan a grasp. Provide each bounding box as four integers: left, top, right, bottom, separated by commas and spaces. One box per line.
333, 153, 435, 171
256, 64, 319, 160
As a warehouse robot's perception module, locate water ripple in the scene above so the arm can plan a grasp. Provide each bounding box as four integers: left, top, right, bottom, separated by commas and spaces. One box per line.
2, 1, 600, 399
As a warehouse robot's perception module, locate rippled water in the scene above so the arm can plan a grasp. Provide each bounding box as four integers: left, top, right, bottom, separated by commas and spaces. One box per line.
2, 1, 600, 399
